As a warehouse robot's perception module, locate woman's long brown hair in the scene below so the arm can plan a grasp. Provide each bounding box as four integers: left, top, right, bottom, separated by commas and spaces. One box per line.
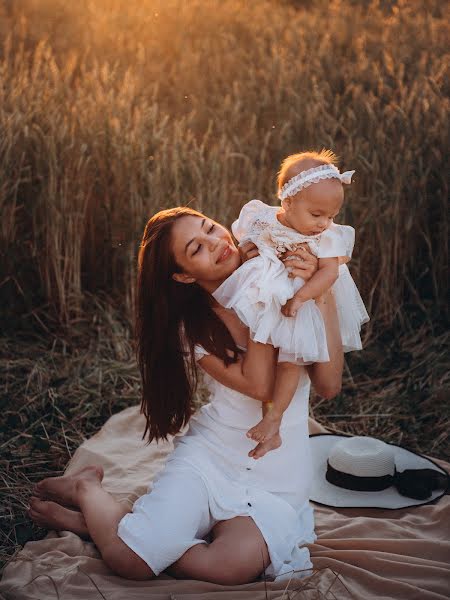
136, 207, 241, 443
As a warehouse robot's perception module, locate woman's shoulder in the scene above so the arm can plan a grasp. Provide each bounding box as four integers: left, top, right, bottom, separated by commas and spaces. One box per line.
318, 222, 355, 259
179, 322, 210, 363
193, 343, 210, 362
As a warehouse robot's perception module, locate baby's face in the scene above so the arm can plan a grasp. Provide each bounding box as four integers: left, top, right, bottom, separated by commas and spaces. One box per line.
284, 178, 344, 236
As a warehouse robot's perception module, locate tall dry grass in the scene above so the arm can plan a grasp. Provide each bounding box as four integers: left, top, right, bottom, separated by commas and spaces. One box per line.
0, 0, 448, 332
0, 0, 449, 573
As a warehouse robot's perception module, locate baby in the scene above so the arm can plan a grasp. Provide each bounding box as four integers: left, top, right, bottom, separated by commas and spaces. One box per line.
213, 150, 369, 458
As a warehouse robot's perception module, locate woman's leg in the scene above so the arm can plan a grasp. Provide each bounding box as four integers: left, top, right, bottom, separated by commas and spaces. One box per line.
168, 516, 270, 585
32, 466, 269, 584
30, 489, 269, 585
28, 496, 90, 538
31, 466, 154, 580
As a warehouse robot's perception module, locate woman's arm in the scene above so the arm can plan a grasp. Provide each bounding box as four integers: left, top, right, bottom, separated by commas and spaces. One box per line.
306, 288, 343, 399
196, 242, 321, 403
197, 338, 277, 402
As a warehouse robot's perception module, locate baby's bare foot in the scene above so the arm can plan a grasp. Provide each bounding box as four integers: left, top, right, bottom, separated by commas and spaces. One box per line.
33, 465, 104, 508
248, 433, 282, 460
28, 496, 90, 538
247, 413, 281, 443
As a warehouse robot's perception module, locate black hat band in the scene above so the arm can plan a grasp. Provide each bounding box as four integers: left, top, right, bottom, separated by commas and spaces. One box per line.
326, 460, 449, 501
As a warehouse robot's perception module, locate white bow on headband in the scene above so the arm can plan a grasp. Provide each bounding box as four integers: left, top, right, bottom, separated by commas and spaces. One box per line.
278, 164, 355, 201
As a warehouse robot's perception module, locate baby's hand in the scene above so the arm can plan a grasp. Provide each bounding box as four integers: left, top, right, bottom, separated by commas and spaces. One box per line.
281, 296, 304, 318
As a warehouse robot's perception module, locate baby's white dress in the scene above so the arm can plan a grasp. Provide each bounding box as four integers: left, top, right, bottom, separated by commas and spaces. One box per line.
213, 199, 369, 363
117, 343, 317, 581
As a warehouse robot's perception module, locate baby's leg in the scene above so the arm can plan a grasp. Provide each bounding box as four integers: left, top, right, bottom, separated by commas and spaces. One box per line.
247, 361, 301, 452
306, 291, 343, 399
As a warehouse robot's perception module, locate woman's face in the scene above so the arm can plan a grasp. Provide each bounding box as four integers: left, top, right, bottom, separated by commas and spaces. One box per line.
170, 214, 241, 291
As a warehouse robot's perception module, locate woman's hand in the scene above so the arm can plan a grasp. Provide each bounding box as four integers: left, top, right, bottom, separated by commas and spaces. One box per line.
238, 241, 319, 281
281, 244, 318, 281
238, 240, 259, 263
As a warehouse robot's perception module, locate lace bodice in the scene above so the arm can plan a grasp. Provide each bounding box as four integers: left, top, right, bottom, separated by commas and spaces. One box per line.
231, 199, 355, 259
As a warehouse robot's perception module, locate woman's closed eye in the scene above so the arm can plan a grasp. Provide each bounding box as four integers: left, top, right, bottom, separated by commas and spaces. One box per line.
192, 223, 215, 256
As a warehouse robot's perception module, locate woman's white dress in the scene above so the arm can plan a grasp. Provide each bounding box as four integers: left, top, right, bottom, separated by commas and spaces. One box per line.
213, 199, 369, 363
117, 343, 317, 582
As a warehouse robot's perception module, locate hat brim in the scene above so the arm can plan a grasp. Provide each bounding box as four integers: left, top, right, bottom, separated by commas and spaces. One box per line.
308, 433, 449, 509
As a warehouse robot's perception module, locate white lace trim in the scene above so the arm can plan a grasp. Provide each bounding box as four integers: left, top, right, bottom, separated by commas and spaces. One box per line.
241, 205, 323, 257
278, 164, 355, 201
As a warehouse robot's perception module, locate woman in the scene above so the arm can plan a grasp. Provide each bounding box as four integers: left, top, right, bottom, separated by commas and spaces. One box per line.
29, 206, 343, 584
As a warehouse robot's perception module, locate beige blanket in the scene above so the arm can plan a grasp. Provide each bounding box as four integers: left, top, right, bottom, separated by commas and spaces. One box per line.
1, 405, 449, 599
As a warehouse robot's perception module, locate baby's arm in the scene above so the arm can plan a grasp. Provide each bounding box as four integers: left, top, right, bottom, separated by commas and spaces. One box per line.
247, 361, 301, 459
282, 257, 339, 317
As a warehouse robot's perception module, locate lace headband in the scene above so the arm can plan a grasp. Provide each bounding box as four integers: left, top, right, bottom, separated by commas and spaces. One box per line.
278, 164, 355, 201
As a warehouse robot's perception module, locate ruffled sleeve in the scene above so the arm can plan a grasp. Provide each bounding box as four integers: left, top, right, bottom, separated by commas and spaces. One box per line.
231, 199, 267, 243
194, 344, 210, 362
317, 223, 355, 259
179, 322, 210, 363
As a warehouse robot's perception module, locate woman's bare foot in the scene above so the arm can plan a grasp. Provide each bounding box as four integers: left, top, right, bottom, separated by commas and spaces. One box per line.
33, 465, 104, 508
247, 411, 282, 443
28, 496, 90, 538
248, 433, 282, 459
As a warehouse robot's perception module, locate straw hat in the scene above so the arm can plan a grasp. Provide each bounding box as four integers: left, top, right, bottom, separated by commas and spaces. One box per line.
309, 434, 449, 509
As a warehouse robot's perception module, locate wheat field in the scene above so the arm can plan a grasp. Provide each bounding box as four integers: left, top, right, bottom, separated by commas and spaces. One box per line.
1, 0, 448, 327
0, 0, 449, 570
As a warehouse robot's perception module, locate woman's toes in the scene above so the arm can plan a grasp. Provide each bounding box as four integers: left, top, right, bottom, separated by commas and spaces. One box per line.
34, 465, 103, 507
28, 497, 89, 537
33, 481, 46, 499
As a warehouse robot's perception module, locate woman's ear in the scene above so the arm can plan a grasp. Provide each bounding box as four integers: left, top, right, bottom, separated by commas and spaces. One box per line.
172, 272, 196, 284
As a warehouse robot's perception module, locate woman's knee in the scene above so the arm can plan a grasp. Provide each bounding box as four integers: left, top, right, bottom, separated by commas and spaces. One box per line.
102, 545, 155, 580
208, 535, 269, 584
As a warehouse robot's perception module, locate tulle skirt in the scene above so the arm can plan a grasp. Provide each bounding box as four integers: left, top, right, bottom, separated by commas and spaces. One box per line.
212, 256, 369, 364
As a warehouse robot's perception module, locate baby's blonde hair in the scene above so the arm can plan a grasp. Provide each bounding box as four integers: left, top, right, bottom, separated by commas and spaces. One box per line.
277, 149, 339, 192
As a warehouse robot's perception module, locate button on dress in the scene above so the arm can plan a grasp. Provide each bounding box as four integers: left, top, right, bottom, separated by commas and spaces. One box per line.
118, 343, 317, 581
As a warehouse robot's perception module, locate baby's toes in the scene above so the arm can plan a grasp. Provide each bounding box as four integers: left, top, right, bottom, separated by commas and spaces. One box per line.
247, 425, 260, 440
250, 442, 269, 460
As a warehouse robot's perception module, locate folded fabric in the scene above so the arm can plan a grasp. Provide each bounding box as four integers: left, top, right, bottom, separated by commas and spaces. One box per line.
1, 405, 449, 600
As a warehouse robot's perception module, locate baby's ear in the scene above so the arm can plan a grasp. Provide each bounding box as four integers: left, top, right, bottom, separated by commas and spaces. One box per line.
281, 197, 291, 210
172, 272, 196, 284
